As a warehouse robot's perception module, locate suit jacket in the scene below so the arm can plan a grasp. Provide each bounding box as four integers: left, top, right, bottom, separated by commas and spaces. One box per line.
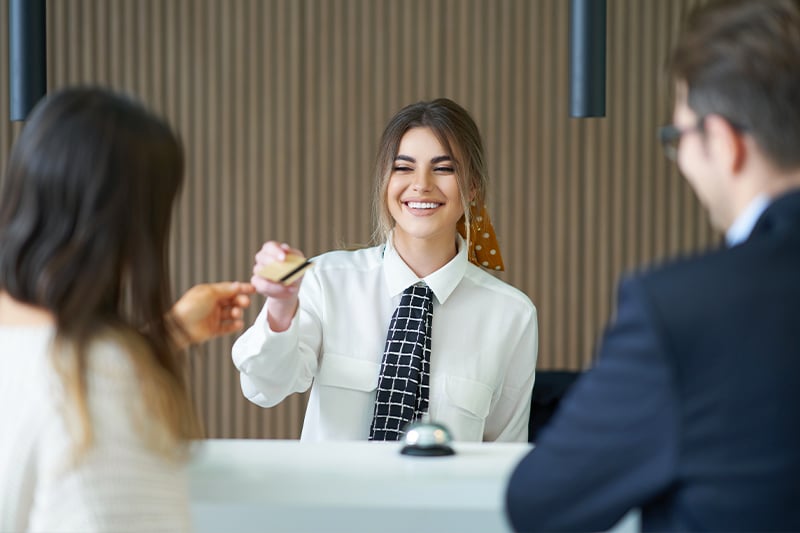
506, 190, 800, 532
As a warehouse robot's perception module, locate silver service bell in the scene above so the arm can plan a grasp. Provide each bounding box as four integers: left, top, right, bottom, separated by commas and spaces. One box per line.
400, 420, 456, 456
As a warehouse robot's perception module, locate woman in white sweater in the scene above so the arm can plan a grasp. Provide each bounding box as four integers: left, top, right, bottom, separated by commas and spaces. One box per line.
0, 88, 252, 532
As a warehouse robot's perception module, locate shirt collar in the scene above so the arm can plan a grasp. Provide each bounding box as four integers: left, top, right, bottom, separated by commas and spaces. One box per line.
726, 193, 771, 247
383, 233, 468, 305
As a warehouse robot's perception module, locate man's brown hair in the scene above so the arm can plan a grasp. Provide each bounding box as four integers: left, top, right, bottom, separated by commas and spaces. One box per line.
670, 0, 800, 170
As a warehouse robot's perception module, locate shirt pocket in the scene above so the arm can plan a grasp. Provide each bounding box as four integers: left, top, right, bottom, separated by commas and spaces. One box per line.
315, 353, 380, 392
444, 375, 493, 419
436, 375, 494, 441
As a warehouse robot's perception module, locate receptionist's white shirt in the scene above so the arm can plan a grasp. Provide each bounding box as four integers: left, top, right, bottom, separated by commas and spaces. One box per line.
232, 236, 538, 442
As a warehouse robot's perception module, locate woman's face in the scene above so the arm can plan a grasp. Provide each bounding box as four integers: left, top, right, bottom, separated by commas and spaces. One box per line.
386, 127, 465, 248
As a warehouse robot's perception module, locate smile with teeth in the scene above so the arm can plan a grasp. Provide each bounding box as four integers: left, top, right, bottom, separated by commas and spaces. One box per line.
406, 201, 441, 209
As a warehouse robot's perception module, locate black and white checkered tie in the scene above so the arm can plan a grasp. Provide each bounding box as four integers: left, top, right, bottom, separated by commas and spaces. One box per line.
369, 283, 433, 441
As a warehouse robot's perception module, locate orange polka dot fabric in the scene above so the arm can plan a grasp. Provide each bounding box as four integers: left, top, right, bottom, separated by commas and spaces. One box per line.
457, 202, 505, 272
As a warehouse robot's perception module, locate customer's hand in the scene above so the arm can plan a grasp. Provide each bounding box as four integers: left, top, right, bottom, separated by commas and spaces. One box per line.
170, 281, 255, 349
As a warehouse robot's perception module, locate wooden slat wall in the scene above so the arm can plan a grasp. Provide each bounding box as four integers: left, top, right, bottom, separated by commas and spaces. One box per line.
0, 0, 714, 439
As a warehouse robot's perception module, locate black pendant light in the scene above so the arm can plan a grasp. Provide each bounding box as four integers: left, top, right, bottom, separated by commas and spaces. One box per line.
9, 0, 46, 122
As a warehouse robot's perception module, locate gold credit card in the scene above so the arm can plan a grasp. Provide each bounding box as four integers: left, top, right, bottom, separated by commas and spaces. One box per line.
258, 254, 313, 285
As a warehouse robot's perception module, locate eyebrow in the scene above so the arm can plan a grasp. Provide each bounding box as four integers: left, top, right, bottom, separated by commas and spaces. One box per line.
394, 155, 453, 163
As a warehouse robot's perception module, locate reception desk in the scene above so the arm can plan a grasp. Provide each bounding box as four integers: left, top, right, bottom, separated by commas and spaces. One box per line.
189, 439, 640, 533
189, 439, 531, 533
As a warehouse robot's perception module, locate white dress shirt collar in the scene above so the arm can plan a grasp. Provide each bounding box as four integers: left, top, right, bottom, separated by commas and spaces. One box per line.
383, 233, 468, 305
726, 193, 770, 247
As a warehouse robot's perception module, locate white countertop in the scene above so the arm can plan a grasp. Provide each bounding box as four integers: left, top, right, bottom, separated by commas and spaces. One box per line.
189, 439, 532, 533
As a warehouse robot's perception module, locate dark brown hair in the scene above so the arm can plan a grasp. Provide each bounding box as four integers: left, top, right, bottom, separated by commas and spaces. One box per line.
0, 87, 199, 456
669, 0, 800, 169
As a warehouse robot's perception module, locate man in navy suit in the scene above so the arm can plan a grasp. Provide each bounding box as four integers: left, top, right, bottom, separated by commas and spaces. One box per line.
506, 1, 800, 531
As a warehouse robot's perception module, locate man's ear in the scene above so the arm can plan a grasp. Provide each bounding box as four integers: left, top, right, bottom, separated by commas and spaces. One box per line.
705, 114, 747, 175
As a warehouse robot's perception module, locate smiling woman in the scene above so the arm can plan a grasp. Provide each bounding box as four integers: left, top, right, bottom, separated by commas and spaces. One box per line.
386, 127, 466, 275
232, 98, 539, 444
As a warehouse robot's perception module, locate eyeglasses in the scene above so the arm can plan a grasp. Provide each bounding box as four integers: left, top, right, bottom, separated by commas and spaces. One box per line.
658, 118, 705, 161
659, 117, 748, 161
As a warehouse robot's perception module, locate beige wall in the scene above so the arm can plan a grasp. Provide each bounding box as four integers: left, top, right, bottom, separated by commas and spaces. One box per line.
0, 0, 713, 439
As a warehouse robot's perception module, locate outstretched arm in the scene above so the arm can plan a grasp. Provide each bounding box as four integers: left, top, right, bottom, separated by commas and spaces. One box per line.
170, 281, 256, 349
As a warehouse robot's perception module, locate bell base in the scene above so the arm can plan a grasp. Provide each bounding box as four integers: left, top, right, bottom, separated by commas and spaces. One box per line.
400, 444, 456, 457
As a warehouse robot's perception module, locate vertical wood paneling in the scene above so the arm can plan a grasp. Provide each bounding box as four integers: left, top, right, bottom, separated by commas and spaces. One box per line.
0, 0, 23, 156
0, 0, 714, 439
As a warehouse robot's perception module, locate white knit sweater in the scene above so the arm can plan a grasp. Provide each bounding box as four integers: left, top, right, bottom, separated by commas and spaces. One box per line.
0, 326, 189, 533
